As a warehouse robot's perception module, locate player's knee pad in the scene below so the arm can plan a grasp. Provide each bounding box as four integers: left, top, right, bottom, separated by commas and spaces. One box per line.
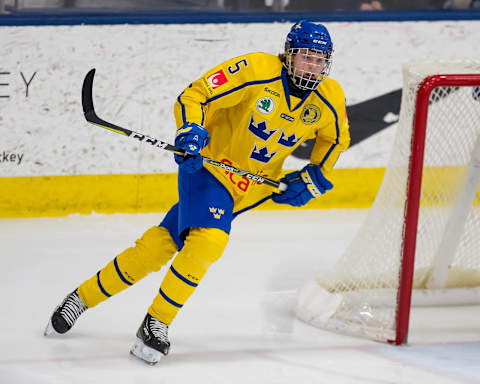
117, 226, 178, 280
172, 227, 229, 281
148, 227, 229, 324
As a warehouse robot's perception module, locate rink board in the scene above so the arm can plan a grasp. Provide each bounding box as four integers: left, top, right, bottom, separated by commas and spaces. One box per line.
0, 168, 384, 218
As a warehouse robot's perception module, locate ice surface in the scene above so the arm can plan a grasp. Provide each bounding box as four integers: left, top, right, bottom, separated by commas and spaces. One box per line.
0, 210, 479, 383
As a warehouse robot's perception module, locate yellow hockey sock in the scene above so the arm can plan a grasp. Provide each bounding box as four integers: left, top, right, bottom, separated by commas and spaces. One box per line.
148, 227, 229, 325
78, 226, 177, 308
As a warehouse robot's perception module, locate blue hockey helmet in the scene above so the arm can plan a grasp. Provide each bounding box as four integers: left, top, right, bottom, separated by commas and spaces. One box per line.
284, 21, 334, 90
285, 20, 334, 54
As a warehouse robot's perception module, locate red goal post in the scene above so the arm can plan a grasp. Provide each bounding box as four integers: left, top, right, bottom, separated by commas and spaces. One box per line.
296, 62, 480, 345
398, 73, 480, 345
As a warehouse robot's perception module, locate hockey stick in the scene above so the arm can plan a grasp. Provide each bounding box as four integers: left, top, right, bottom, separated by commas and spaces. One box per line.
81, 68, 286, 191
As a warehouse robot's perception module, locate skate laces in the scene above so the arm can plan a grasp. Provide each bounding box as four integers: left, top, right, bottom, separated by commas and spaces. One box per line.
149, 317, 169, 343
60, 291, 87, 327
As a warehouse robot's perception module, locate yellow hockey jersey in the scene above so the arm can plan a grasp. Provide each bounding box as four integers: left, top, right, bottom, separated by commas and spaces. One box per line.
174, 52, 350, 212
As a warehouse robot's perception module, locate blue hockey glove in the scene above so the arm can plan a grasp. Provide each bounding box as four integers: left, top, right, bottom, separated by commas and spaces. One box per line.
174, 122, 210, 155
174, 122, 210, 173
272, 164, 333, 207
174, 153, 204, 174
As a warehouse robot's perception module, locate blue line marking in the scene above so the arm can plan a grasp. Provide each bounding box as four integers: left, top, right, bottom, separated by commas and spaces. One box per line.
281, 69, 292, 111
200, 104, 205, 126
1, 10, 479, 27
113, 257, 133, 286
314, 90, 340, 167
96, 271, 111, 298
233, 194, 273, 218
170, 265, 198, 287
159, 288, 183, 308
177, 90, 187, 124
206, 76, 282, 104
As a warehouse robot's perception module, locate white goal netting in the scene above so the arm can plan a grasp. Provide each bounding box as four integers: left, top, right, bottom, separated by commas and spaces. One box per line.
296, 61, 480, 343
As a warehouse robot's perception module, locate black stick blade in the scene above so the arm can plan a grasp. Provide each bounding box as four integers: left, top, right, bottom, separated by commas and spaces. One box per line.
82, 68, 96, 117
81, 68, 131, 136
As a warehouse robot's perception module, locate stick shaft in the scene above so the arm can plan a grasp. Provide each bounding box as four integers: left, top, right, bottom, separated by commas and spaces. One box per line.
81, 69, 285, 191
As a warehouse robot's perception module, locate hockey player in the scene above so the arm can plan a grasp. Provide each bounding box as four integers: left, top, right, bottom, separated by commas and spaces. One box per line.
44, 20, 350, 365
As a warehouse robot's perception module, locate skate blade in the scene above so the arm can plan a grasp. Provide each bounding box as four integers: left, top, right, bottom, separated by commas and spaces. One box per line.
44, 319, 58, 337
130, 338, 163, 365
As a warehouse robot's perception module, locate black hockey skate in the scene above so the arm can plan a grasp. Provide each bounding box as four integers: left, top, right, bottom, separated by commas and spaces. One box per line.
130, 314, 170, 365
44, 289, 87, 336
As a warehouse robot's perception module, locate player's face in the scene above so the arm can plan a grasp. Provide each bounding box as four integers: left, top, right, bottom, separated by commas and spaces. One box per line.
292, 49, 328, 80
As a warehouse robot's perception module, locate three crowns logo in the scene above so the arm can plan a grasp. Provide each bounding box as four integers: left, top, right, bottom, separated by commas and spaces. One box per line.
209, 207, 225, 220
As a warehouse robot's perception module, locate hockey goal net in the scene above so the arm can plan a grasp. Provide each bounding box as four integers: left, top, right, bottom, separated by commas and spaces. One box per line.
296, 61, 480, 345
